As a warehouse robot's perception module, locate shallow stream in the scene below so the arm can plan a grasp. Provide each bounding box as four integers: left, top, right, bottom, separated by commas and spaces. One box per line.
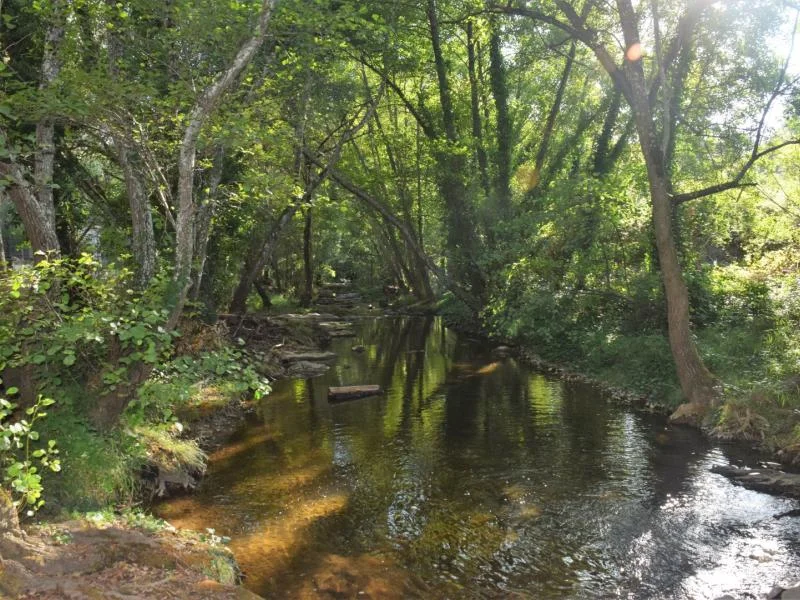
157, 317, 800, 599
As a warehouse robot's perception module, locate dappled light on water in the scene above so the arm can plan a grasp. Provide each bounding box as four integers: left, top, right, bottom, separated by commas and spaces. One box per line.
157, 317, 800, 599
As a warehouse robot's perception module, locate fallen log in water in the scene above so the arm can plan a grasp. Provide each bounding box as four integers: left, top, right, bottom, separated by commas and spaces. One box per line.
328, 385, 382, 402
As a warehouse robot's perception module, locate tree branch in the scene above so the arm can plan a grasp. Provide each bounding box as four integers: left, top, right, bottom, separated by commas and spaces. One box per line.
672, 140, 800, 205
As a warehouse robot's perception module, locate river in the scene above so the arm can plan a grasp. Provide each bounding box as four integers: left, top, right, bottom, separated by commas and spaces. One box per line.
156, 316, 800, 599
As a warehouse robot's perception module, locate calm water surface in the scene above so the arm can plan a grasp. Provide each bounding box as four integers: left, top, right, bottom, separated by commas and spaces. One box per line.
157, 317, 800, 599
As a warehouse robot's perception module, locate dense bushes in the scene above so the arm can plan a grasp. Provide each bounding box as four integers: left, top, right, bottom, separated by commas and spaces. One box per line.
482, 254, 800, 411
0, 256, 271, 514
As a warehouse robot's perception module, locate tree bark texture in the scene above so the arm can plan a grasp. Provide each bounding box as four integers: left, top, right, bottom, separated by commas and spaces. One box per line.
106, 5, 157, 287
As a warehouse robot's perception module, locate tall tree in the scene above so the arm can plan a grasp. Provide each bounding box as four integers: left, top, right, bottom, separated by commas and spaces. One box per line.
169, 0, 276, 327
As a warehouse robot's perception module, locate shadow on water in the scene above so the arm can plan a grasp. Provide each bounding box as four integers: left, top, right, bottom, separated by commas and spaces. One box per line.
157, 317, 800, 599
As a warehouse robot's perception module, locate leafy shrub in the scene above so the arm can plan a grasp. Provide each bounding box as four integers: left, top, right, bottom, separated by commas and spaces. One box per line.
688, 266, 774, 328
0, 386, 60, 516
0, 254, 175, 403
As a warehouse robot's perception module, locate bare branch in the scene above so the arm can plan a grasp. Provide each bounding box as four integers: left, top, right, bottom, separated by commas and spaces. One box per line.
672, 140, 800, 204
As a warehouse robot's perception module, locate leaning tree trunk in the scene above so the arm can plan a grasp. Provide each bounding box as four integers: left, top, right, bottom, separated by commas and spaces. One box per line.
0, 163, 60, 255
170, 0, 275, 329
617, 0, 720, 411
230, 203, 300, 314
230, 88, 384, 313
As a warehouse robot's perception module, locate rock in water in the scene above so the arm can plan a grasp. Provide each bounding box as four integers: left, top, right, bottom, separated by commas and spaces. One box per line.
279, 350, 337, 363
491, 345, 513, 358
288, 361, 330, 379
711, 464, 800, 498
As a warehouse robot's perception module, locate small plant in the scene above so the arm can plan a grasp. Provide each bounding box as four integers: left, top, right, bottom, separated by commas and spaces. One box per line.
0, 386, 61, 516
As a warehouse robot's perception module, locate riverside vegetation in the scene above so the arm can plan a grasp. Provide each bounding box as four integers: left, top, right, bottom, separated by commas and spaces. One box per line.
1, 0, 800, 596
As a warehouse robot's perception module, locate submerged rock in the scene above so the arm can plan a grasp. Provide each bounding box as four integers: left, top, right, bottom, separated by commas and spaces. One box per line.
279, 350, 337, 363
287, 361, 330, 379
318, 321, 356, 337
491, 345, 513, 358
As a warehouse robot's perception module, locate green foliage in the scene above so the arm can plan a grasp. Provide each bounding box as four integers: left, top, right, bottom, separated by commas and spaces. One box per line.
0, 255, 174, 400
127, 344, 270, 428
0, 388, 60, 516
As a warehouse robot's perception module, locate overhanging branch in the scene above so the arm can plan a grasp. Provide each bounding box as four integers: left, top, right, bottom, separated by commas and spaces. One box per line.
672, 140, 800, 205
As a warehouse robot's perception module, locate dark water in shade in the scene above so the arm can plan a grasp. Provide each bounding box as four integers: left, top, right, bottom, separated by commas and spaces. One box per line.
157, 317, 800, 599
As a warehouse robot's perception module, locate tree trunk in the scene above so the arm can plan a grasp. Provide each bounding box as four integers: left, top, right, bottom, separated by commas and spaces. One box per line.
191, 146, 224, 301
106, 7, 156, 287
0, 8, 64, 257
0, 194, 7, 271
427, 0, 484, 300
170, 0, 275, 328
301, 207, 313, 307
534, 41, 576, 182
615, 0, 720, 410
32, 11, 64, 254
488, 23, 512, 214
593, 88, 623, 175
118, 142, 156, 287
0, 163, 60, 255
467, 21, 490, 198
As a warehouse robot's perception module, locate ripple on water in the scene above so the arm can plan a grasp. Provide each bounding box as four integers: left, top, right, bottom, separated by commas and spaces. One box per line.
156, 317, 800, 599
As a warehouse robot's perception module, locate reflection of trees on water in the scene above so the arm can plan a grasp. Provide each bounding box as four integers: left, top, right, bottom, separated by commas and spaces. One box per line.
159, 317, 784, 599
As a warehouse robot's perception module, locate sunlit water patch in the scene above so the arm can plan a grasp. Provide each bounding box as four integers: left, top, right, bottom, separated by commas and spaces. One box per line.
157, 317, 800, 599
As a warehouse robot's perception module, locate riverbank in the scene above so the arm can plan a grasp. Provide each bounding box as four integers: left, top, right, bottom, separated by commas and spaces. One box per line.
0, 311, 350, 599
1, 509, 261, 599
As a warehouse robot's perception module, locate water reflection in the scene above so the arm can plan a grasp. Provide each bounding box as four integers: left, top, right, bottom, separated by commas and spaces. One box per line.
157, 317, 800, 599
